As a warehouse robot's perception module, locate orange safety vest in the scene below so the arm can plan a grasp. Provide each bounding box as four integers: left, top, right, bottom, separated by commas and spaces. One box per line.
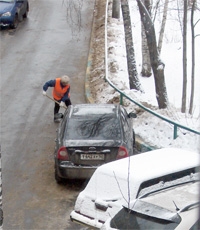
53, 78, 70, 100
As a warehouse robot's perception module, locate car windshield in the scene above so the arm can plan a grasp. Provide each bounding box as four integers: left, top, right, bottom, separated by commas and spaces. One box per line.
65, 114, 121, 140
110, 206, 180, 230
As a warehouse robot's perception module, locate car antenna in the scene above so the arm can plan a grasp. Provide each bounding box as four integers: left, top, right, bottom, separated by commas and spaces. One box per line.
173, 200, 180, 211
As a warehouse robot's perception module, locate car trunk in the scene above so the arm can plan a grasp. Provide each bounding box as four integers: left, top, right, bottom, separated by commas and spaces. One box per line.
64, 140, 122, 166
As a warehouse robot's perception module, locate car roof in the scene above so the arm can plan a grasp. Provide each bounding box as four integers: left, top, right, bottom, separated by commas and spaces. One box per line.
68, 104, 120, 118
85, 148, 199, 199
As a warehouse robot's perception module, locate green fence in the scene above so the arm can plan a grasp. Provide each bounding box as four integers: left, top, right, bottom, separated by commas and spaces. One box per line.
104, 0, 200, 140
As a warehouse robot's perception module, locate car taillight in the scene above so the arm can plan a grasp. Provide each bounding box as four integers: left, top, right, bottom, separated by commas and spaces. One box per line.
57, 146, 69, 160
116, 146, 129, 159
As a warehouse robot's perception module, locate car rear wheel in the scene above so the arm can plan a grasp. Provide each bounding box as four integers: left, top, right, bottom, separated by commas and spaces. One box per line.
132, 130, 135, 147
10, 15, 19, 29
55, 168, 64, 184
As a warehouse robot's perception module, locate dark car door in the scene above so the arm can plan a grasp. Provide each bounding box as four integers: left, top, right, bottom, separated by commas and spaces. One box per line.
54, 109, 70, 157
120, 107, 133, 155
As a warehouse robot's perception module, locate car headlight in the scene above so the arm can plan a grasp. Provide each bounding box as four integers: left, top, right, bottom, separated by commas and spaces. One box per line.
2, 12, 11, 17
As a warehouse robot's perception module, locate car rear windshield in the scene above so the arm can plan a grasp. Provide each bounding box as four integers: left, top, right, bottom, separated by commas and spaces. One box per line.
110, 207, 179, 230
137, 167, 199, 198
64, 114, 121, 140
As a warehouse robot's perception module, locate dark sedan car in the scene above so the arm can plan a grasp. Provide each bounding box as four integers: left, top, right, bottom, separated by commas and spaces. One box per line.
54, 104, 136, 183
0, 0, 29, 29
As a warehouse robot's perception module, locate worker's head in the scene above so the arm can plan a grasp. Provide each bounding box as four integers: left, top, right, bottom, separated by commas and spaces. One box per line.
61, 75, 70, 86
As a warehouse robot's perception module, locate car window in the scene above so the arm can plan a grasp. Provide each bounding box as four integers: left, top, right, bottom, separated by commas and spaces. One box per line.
110, 207, 179, 230
60, 110, 70, 139
137, 167, 199, 198
64, 114, 121, 140
190, 219, 200, 230
120, 109, 130, 141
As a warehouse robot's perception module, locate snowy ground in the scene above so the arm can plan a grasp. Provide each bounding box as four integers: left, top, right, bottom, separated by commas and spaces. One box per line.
90, 0, 200, 152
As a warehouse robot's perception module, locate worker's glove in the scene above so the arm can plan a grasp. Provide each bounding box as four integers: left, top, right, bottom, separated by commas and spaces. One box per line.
42, 91, 47, 96
60, 101, 65, 107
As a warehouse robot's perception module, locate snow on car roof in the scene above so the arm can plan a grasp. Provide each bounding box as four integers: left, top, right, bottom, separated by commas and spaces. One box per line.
84, 148, 199, 200
96, 148, 199, 177
71, 104, 117, 116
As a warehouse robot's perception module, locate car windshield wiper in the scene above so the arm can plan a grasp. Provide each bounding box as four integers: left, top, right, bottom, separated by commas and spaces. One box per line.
179, 201, 200, 213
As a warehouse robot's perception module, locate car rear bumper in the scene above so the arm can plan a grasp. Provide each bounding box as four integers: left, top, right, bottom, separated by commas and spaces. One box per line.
56, 161, 98, 179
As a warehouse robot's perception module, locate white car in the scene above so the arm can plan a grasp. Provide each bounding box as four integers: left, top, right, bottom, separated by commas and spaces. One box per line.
70, 148, 200, 229
101, 181, 200, 229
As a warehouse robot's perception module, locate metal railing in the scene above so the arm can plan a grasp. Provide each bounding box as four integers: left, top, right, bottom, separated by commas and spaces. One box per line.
104, 0, 200, 139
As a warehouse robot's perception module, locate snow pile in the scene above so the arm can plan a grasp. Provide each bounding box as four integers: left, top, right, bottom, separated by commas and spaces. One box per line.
92, 0, 200, 152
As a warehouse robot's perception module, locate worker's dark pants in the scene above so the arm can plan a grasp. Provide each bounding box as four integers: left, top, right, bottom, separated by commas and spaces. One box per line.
54, 99, 72, 115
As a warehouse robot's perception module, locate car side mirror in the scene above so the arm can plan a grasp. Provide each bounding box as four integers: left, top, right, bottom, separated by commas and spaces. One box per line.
128, 112, 137, 118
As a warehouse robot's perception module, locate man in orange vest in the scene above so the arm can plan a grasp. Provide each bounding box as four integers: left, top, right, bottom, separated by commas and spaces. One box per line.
42, 75, 72, 121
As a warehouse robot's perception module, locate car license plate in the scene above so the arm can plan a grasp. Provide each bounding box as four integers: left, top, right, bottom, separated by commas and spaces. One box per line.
80, 154, 104, 160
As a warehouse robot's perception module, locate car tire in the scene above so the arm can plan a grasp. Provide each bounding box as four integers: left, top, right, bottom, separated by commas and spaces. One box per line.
23, 3, 29, 18
10, 15, 19, 29
55, 168, 64, 184
132, 130, 135, 147
23, 10, 28, 18
0, 208, 3, 227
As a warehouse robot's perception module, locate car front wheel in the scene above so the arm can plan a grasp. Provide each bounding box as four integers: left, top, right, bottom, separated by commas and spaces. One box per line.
23, 7, 28, 18
10, 15, 18, 29
132, 130, 135, 147
23, 2, 29, 18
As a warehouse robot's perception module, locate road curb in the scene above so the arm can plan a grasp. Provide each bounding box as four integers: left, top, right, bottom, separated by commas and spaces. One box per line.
85, 0, 96, 104
135, 135, 156, 152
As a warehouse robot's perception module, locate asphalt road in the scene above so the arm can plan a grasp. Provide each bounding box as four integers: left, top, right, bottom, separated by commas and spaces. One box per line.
0, 0, 94, 229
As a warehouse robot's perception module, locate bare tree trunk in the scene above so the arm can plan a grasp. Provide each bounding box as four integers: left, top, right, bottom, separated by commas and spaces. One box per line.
141, 25, 152, 77
121, 0, 143, 91
152, 0, 160, 23
112, 0, 120, 19
137, 0, 168, 109
189, 0, 196, 114
176, 0, 183, 36
181, 0, 188, 113
141, 0, 152, 77
157, 0, 169, 54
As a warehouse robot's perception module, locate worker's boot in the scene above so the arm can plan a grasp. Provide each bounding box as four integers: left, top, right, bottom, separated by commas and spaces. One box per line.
54, 113, 63, 122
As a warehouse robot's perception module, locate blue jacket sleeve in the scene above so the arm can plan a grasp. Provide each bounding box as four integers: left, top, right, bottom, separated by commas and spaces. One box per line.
43, 80, 56, 91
